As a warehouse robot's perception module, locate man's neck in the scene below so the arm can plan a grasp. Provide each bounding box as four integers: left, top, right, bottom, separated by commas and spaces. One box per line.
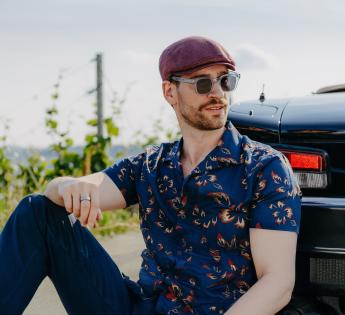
180, 125, 225, 170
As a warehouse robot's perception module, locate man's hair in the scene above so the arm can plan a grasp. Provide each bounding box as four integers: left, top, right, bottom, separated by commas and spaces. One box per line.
170, 76, 180, 87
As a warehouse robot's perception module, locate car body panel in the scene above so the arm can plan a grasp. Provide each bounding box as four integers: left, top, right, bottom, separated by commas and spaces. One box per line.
280, 93, 345, 143
229, 98, 289, 142
228, 89, 345, 312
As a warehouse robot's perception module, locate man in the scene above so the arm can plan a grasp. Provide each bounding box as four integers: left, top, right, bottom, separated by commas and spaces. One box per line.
0, 36, 301, 315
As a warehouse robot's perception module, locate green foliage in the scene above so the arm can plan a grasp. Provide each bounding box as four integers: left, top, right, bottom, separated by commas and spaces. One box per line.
0, 123, 15, 223
104, 118, 119, 137
94, 207, 139, 236
17, 152, 48, 196
136, 117, 181, 148
0, 77, 130, 233
45, 105, 83, 179
0, 79, 179, 235
0, 147, 13, 194
82, 101, 122, 175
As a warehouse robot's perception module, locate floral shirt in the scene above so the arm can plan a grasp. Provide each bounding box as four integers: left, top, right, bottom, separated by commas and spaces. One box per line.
102, 121, 301, 315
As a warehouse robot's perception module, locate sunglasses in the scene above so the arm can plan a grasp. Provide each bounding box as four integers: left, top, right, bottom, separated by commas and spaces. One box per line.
171, 71, 240, 95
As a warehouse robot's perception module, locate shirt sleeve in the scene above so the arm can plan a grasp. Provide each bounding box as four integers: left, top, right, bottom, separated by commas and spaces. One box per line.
102, 152, 145, 207
249, 154, 302, 233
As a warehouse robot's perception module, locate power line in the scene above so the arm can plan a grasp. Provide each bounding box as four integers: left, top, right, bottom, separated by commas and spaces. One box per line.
103, 71, 136, 108
103, 72, 118, 97
6, 90, 93, 145
58, 61, 92, 80
3, 56, 126, 146
2, 60, 93, 112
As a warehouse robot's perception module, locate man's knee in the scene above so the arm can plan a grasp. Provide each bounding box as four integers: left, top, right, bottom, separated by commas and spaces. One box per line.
21, 193, 46, 207
21, 193, 68, 222
14, 193, 46, 217
0, 194, 48, 244
9, 194, 68, 233
9, 194, 47, 228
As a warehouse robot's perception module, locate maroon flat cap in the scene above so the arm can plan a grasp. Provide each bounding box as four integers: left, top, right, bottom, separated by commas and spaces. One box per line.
159, 36, 236, 81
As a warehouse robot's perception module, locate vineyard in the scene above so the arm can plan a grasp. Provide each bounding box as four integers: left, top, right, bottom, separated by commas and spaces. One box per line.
0, 93, 180, 235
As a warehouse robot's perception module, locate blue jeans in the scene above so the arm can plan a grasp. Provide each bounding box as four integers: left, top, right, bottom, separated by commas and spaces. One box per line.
0, 194, 158, 315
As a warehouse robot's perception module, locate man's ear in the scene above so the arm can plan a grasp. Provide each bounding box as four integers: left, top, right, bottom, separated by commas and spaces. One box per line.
162, 80, 177, 107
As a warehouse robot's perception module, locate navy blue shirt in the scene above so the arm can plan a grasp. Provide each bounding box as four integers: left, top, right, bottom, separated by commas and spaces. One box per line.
103, 121, 301, 315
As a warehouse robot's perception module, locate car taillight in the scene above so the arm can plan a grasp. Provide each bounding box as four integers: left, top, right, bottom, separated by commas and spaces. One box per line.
281, 151, 325, 171
279, 150, 328, 189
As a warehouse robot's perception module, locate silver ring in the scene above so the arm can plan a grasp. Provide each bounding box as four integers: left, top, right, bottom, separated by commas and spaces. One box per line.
80, 196, 91, 202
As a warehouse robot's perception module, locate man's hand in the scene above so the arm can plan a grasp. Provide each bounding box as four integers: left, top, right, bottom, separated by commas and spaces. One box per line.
44, 172, 127, 229
57, 178, 103, 228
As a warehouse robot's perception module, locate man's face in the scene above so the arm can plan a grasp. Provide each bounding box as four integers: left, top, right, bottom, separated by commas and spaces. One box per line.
173, 64, 230, 131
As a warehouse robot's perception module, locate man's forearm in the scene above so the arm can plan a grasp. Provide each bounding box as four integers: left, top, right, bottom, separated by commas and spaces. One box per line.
224, 274, 293, 315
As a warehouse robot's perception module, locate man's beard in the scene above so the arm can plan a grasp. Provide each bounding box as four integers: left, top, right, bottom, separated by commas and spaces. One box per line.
179, 97, 228, 131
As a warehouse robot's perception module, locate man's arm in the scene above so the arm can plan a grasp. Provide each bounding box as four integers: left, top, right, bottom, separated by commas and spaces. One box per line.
225, 228, 297, 315
44, 172, 127, 227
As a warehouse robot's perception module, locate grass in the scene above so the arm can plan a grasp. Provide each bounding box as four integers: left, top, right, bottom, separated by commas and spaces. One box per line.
93, 207, 140, 236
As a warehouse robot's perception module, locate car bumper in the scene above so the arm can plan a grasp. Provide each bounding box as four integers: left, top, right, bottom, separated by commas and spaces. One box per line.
295, 197, 345, 296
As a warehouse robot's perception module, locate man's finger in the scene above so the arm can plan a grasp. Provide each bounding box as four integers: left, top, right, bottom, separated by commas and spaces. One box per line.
87, 190, 100, 228
72, 192, 81, 218
63, 192, 73, 213
79, 193, 91, 225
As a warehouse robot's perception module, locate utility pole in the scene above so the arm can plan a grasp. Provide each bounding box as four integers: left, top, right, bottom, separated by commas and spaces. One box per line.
96, 53, 103, 138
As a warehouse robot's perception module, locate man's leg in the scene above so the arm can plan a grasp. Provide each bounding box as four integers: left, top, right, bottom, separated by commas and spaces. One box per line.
0, 194, 132, 315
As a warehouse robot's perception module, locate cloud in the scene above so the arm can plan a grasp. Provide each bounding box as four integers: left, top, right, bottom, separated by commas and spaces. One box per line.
107, 49, 160, 86
163, 0, 239, 7
123, 50, 157, 67
233, 44, 280, 71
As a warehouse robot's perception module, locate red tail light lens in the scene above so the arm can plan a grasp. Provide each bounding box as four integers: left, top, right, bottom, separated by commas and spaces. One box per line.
278, 149, 327, 189
280, 151, 325, 171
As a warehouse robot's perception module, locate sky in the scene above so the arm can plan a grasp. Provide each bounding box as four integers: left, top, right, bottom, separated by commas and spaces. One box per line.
1, 0, 345, 148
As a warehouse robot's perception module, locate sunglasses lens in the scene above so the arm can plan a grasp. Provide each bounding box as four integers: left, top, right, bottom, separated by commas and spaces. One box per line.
220, 75, 231, 92
196, 78, 212, 94
193, 72, 239, 94
227, 73, 239, 91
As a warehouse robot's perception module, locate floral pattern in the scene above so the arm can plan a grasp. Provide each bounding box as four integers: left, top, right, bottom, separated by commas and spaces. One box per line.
103, 121, 301, 315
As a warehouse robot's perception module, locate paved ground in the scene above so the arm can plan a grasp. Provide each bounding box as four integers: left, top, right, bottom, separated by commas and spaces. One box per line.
24, 231, 145, 315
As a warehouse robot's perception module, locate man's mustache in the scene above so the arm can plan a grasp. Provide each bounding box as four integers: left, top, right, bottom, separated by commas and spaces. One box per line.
199, 98, 228, 110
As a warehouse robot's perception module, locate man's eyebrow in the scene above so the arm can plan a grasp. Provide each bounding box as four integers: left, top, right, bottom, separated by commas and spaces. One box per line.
189, 71, 228, 79
189, 74, 209, 79
218, 70, 229, 76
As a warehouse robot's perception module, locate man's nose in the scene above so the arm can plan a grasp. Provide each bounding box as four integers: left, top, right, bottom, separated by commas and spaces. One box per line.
208, 80, 224, 98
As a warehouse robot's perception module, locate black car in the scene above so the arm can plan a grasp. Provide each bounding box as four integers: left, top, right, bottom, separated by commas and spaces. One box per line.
229, 84, 345, 315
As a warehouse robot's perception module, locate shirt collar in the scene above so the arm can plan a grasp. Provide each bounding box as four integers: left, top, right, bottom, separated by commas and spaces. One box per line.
166, 138, 182, 163
165, 121, 243, 169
